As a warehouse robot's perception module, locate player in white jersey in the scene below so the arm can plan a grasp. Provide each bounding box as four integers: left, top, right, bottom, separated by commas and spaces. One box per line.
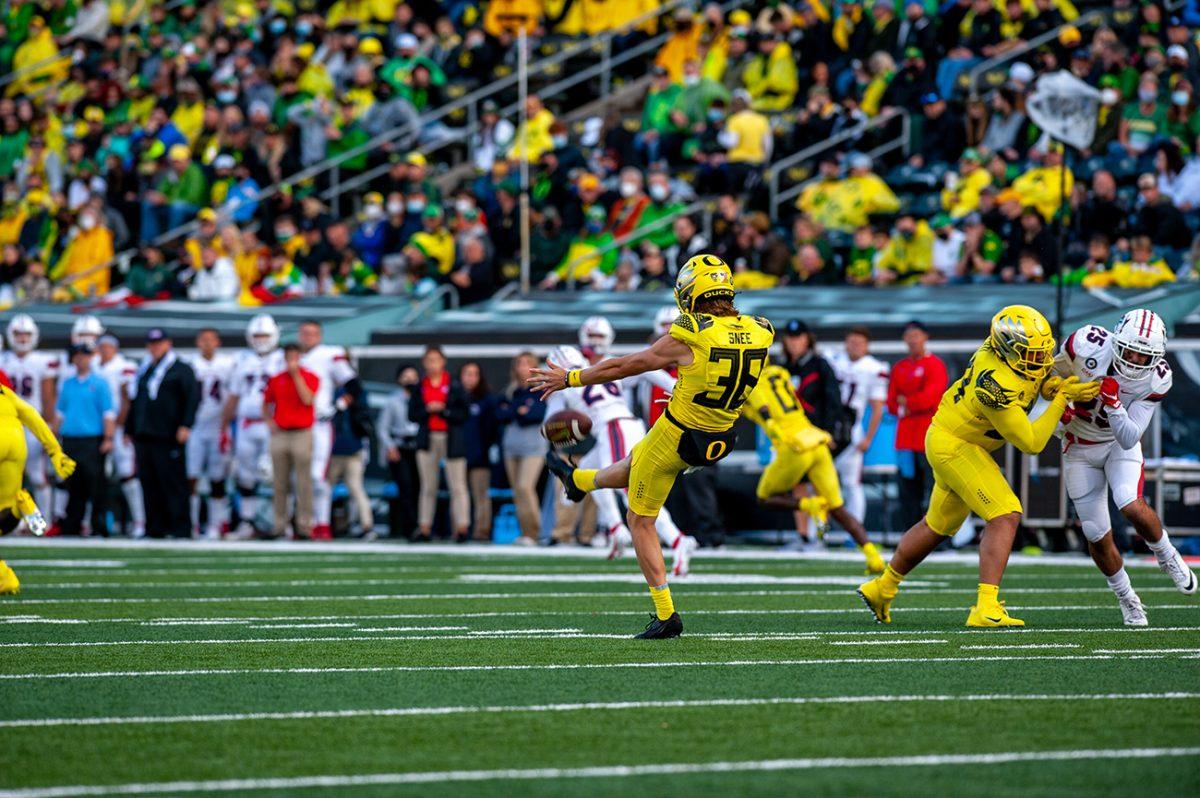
95, 335, 145, 537
297, 320, 359, 540
562, 316, 699, 576
827, 326, 889, 524
1051, 309, 1196, 626
222, 314, 285, 538
188, 328, 235, 539
0, 315, 60, 521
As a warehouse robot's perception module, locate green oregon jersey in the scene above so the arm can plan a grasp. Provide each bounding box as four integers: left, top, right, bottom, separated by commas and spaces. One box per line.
932, 342, 1042, 451
667, 312, 774, 432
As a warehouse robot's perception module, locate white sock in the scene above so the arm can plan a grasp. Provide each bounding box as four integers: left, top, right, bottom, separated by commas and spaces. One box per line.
1106, 567, 1134, 598
190, 494, 201, 530
1146, 530, 1176, 560
240, 495, 258, 527
121, 479, 145, 527
207, 496, 226, 532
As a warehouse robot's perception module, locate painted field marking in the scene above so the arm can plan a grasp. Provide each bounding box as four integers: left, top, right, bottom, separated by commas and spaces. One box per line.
1092, 648, 1200, 654
2, 692, 1196, 730
0, 653, 1192, 681
960, 644, 1082, 650
3, 747, 1199, 797
827, 639, 948, 646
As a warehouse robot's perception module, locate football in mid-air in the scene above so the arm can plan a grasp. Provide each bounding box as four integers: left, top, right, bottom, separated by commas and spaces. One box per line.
541, 409, 592, 449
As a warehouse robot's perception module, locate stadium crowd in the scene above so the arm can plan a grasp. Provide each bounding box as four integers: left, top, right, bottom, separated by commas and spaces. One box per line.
1, 0, 1200, 308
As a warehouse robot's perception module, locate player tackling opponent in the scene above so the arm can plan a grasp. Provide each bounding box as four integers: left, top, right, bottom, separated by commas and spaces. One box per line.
530, 255, 773, 638
1052, 309, 1196, 625
0, 380, 76, 595
741, 360, 885, 575
857, 305, 1099, 627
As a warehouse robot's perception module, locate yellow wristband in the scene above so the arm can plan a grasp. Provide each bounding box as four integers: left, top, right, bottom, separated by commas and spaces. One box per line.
567, 370, 583, 388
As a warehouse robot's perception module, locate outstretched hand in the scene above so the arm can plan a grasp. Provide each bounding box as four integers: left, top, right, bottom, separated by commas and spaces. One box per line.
527, 361, 568, 399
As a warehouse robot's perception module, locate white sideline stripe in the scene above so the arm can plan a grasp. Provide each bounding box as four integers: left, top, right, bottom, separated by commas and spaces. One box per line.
0, 653, 1190, 681
961, 644, 1082, 650
245, 623, 360, 630
5, 560, 128, 568
4, 747, 1198, 797
2, 692, 1195, 731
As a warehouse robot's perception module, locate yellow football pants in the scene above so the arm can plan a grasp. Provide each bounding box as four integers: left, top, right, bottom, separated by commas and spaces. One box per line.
924, 427, 1022, 535
0, 419, 27, 514
756, 444, 844, 509
627, 415, 690, 517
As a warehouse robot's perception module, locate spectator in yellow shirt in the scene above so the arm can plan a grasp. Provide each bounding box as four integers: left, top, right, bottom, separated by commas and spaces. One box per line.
405, 205, 456, 275
821, 152, 901, 232
8, 17, 67, 98
169, 79, 206, 144
655, 8, 702, 83
507, 95, 555, 163
1012, 145, 1073, 222
51, 206, 114, 299
941, 148, 993, 219
483, 0, 542, 37
797, 157, 844, 229
743, 31, 798, 112
875, 215, 934, 285
720, 90, 772, 192
1083, 236, 1177, 289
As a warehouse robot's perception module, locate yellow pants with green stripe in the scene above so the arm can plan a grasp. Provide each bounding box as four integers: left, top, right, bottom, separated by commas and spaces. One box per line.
924, 426, 1022, 535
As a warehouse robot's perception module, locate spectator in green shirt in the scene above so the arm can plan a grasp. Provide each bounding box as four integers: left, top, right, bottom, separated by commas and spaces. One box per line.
637, 66, 683, 165
959, 212, 1004, 283
140, 144, 208, 242
632, 172, 685, 249
672, 59, 731, 130
1053, 234, 1113, 286
381, 33, 447, 94
1119, 77, 1167, 158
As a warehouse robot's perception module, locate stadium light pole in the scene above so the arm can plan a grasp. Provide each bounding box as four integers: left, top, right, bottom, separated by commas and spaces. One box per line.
518, 27, 531, 295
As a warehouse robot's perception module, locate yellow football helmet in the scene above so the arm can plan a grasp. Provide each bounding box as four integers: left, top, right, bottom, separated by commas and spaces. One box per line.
989, 305, 1055, 379
675, 254, 735, 313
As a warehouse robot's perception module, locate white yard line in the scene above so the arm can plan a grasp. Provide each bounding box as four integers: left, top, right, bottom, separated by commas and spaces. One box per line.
827, 639, 948, 646
4, 536, 1144, 564
1, 692, 1195, 730
1092, 648, 1200, 654
0, 653, 1188, 681
3, 747, 1198, 797
960, 644, 1082, 650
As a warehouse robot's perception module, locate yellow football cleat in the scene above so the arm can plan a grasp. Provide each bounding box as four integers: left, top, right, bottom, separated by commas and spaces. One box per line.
966, 601, 1025, 627
0, 560, 19, 596
856, 577, 892, 623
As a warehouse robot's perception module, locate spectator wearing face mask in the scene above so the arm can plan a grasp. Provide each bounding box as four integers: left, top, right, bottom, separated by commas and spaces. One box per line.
1119, 77, 1167, 159
351, 191, 389, 269
543, 205, 616, 288
634, 173, 685, 249
928, 214, 966, 284
606, 168, 650, 240
52, 206, 114, 298
1084, 235, 1176, 288
875, 214, 933, 286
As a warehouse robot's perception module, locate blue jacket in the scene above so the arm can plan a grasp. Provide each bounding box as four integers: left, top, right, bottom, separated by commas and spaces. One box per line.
462, 392, 500, 468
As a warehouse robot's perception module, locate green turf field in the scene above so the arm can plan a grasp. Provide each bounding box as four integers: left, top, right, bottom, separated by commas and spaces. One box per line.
1, 541, 1198, 798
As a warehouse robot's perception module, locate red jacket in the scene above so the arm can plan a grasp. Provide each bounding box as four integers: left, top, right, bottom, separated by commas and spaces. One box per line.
263, 368, 318, 430
887, 352, 948, 452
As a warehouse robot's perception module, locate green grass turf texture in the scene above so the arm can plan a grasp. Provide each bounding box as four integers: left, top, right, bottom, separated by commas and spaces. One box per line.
0, 544, 1198, 797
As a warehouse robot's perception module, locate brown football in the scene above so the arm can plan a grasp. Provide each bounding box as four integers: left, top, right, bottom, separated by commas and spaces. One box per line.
541, 409, 593, 449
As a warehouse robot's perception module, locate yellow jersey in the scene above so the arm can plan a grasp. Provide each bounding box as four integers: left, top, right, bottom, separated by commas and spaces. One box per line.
931, 342, 1042, 451
742, 364, 832, 451
667, 312, 774, 433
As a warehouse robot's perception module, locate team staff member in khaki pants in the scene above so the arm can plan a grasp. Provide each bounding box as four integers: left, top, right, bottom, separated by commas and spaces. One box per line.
408, 346, 471, 543
263, 344, 318, 539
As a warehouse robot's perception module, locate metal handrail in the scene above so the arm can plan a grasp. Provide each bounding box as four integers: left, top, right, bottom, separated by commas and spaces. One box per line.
398, 283, 460, 326
562, 198, 711, 290
966, 10, 1105, 98
767, 109, 909, 220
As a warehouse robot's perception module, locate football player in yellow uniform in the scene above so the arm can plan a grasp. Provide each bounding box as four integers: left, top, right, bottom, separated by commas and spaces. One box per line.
529, 255, 774, 638
857, 305, 1099, 627
742, 362, 886, 575
0, 383, 76, 595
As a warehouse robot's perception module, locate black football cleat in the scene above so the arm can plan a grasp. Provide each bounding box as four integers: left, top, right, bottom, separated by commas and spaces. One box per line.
635, 612, 683, 639
545, 451, 586, 502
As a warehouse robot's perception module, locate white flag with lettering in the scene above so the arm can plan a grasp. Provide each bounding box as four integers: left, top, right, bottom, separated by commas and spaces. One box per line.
1025, 70, 1102, 150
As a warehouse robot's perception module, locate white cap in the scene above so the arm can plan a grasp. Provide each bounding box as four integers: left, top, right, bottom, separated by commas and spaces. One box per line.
214, 154, 236, 170
397, 33, 419, 50
1168, 44, 1189, 61
847, 151, 873, 171
1009, 62, 1035, 84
